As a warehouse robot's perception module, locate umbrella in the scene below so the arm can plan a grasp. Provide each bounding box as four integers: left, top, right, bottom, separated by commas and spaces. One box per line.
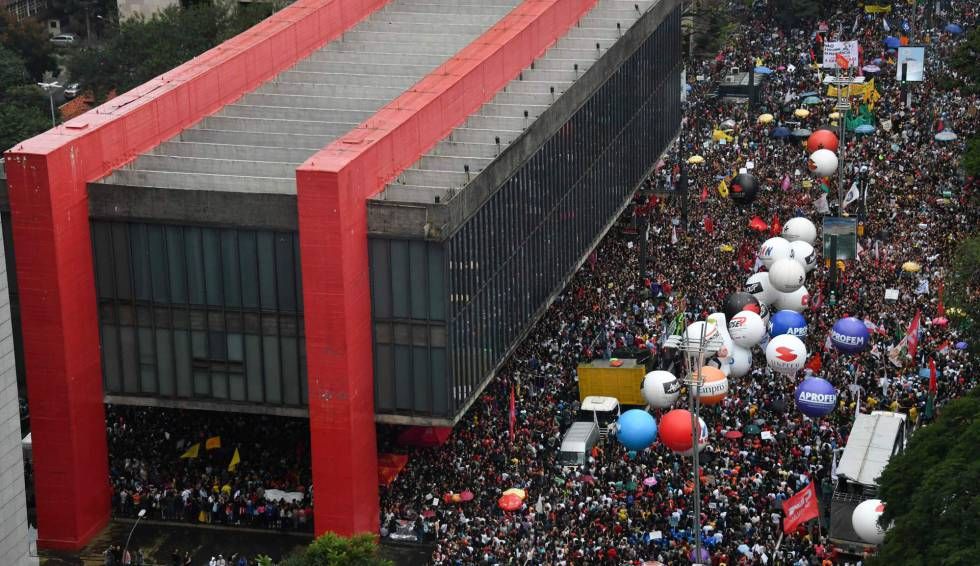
955, 341, 968, 350
771, 126, 791, 138
579, 474, 596, 484
720, 118, 737, 130
931, 317, 949, 327
902, 261, 921, 272
497, 493, 523, 511
791, 128, 812, 138
757, 113, 774, 124
745, 424, 762, 435
690, 547, 711, 562
799, 91, 818, 98
854, 124, 876, 135
793, 108, 810, 118
738, 543, 751, 555
884, 36, 901, 48
687, 155, 705, 164
503, 487, 527, 500
935, 131, 958, 142
802, 96, 822, 105
421, 509, 436, 518
945, 23, 963, 34
459, 490, 474, 502
643, 476, 658, 487
829, 111, 841, 119
719, 244, 734, 252
724, 430, 743, 440
754, 66, 773, 75
862, 64, 881, 73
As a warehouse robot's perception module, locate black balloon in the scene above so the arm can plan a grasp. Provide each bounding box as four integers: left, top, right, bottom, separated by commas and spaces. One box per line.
724, 292, 761, 321
730, 173, 759, 205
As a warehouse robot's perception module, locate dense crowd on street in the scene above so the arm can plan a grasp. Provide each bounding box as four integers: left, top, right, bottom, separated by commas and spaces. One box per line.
379, 1, 978, 564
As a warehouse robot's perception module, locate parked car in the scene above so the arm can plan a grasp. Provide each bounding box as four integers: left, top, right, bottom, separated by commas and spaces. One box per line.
64, 83, 80, 99
49, 34, 77, 46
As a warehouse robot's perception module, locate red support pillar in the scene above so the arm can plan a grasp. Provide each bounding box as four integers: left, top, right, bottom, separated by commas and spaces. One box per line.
4, 150, 110, 550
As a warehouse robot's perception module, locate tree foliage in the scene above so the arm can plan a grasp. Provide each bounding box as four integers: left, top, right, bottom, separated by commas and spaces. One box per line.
963, 136, 980, 178
67, 1, 275, 101
280, 533, 392, 566
948, 27, 979, 94
0, 11, 59, 81
871, 387, 980, 566
0, 45, 52, 152
943, 235, 980, 350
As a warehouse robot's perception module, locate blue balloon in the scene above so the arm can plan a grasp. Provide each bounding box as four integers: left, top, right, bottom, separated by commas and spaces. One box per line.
795, 377, 838, 418
831, 317, 870, 354
616, 409, 658, 451
769, 310, 808, 338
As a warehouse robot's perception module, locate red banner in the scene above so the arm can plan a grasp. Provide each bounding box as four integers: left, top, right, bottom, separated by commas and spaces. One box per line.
782, 482, 819, 534
508, 384, 516, 441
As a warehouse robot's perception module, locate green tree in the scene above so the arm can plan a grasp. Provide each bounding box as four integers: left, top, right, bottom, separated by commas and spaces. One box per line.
280, 533, 392, 566
0, 11, 59, 81
944, 235, 979, 350
67, 1, 274, 101
948, 27, 979, 94
963, 136, 980, 178
0, 45, 51, 151
871, 387, 980, 566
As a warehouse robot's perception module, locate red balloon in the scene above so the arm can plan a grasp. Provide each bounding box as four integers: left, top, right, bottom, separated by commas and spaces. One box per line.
806, 129, 839, 153
659, 409, 698, 452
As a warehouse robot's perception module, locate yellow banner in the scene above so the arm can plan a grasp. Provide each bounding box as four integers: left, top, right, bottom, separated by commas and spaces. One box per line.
864, 4, 892, 14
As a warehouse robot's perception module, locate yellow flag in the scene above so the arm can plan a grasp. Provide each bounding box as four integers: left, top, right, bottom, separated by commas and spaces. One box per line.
180, 443, 200, 459
228, 448, 241, 472
717, 180, 729, 198
755, 57, 763, 67
205, 436, 221, 450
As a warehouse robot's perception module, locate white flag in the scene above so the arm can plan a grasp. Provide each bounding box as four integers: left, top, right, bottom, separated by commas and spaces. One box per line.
814, 193, 830, 214
856, 240, 865, 261
883, 18, 890, 32
842, 183, 860, 209
671, 226, 678, 244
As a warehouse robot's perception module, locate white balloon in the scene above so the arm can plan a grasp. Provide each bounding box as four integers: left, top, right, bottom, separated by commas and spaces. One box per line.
782, 217, 818, 246
851, 499, 888, 545
759, 237, 792, 269
684, 320, 720, 345
642, 371, 681, 409
728, 310, 766, 347
727, 345, 753, 378
766, 334, 807, 376
808, 149, 838, 177
774, 285, 810, 312
789, 240, 817, 273
768, 258, 806, 293
707, 313, 733, 361
745, 272, 777, 306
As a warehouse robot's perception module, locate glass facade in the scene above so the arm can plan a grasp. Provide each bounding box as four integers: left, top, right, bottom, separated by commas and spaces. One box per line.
368, 238, 450, 417
443, 8, 682, 414
91, 221, 308, 406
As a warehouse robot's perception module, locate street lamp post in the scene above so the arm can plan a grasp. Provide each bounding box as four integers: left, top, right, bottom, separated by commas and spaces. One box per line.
36, 81, 61, 128
665, 327, 723, 564
123, 508, 147, 562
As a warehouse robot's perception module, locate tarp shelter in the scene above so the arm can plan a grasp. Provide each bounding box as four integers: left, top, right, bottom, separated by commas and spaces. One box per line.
836, 412, 907, 486
397, 426, 453, 448
378, 453, 410, 486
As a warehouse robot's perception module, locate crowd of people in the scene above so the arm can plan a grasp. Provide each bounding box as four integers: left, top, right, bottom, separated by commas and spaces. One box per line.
379, 1, 978, 564
107, 405, 314, 533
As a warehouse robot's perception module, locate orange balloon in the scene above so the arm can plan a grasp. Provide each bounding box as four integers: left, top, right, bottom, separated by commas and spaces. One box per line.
694, 366, 728, 405
806, 129, 839, 154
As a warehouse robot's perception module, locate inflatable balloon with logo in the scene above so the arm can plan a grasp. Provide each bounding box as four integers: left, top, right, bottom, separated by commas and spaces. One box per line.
727, 345, 753, 378
794, 377, 838, 418
759, 237, 792, 269
723, 292, 761, 321
745, 272, 777, 306
693, 366, 728, 405
769, 258, 806, 293
730, 173, 759, 205
808, 149, 838, 177
728, 310, 766, 347
851, 499, 888, 545
789, 240, 817, 273
680, 417, 709, 456
769, 310, 808, 338
642, 371, 681, 409
782, 217, 818, 246
831, 317, 871, 355
659, 409, 696, 452
616, 409, 658, 451
806, 129, 839, 153
766, 334, 808, 376
774, 285, 810, 312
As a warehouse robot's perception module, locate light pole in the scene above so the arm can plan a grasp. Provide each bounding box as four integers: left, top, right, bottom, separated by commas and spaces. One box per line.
36, 81, 61, 128
665, 326, 723, 564
123, 508, 147, 562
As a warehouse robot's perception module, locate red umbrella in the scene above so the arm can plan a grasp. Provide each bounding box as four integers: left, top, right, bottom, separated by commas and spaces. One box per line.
459, 490, 474, 502
931, 317, 949, 327
498, 493, 523, 511
421, 510, 436, 518
724, 430, 743, 440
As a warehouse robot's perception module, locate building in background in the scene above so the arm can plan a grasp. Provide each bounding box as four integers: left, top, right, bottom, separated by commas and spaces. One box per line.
1, 0, 682, 550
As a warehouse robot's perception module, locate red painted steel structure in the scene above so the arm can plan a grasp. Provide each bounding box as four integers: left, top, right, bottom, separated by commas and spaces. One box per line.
3, 0, 387, 549
296, 0, 596, 536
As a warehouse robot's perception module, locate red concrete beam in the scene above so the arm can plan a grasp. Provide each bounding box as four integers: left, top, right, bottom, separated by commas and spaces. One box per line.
296, 0, 596, 538
3, 0, 388, 550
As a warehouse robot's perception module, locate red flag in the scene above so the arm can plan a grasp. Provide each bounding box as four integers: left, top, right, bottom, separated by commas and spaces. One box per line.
700, 185, 709, 203
704, 216, 715, 234
937, 280, 945, 317
782, 483, 820, 534
835, 53, 850, 70
805, 355, 822, 374
928, 358, 937, 394
906, 310, 922, 359
769, 213, 783, 237
508, 384, 516, 441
